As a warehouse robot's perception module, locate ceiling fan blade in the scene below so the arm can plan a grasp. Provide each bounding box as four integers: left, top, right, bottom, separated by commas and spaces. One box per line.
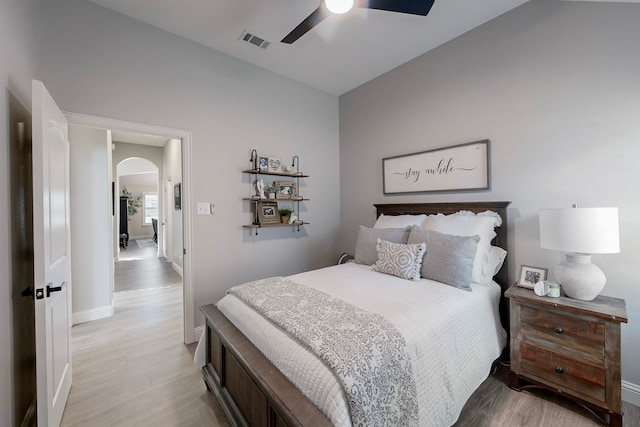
281, 6, 330, 44
356, 0, 435, 16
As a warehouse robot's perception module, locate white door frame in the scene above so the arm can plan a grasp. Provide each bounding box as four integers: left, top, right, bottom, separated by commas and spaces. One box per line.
64, 112, 196, 344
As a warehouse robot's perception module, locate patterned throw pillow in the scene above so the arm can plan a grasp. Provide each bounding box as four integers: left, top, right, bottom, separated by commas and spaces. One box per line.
373, 239, 426, 282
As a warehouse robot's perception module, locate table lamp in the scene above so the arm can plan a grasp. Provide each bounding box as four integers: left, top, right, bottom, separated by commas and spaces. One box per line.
539, 206, 619, 301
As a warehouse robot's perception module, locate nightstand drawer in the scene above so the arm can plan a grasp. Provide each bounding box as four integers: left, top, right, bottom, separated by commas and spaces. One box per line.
520, 305, 604, 360
521, 342, 605, 402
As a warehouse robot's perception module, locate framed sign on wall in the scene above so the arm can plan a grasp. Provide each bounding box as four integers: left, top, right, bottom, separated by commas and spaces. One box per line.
382, 140, 490, 194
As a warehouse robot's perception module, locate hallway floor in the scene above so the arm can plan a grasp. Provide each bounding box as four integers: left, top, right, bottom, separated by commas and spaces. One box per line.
115, 239, 182, 292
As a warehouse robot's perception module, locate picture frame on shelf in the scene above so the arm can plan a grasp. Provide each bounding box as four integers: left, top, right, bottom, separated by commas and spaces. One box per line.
268, 157, 281, 173
258, 156, 269, 172
518, 265, 548, 289
275, 181, 297, 199
257, 201, 280, 225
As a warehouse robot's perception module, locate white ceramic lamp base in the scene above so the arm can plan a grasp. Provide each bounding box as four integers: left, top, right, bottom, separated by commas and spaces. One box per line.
554, 253, 606, 301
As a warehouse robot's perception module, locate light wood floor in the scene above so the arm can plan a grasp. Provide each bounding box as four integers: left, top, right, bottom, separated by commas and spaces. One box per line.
61, 245, 639, 426
115, 240, 182, 292
60, 242, 230, 427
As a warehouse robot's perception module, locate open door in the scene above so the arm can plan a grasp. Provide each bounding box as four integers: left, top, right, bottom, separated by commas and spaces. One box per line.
32, 80, 72, 427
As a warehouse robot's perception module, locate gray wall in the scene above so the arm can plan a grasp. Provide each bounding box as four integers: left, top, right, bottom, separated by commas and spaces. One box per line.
37, 0, 341, 328
1, 0, 40, 423
339, 0, 640, 395
69, 126, 114, 323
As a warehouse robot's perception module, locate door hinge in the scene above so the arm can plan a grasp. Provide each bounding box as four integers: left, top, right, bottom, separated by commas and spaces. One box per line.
183, 248, 186, 255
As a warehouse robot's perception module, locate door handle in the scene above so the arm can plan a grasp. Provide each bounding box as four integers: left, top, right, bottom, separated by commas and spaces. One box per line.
21, 287, 34, 298
46, 281, 65, 297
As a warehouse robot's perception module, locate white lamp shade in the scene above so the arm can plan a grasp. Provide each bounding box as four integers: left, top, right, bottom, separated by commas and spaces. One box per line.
539, 207, 620, 254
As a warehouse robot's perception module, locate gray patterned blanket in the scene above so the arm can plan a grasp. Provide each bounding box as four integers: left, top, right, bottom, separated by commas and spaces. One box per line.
227, 276, 419, 427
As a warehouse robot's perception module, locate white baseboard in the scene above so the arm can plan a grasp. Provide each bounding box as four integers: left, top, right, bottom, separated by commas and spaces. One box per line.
73, 305, 113, 325
194, 325, 205, 342
173, 261, 183, 278
623, 380, 640, 406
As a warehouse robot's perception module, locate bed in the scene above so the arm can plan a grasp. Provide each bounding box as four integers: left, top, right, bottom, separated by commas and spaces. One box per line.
199, 201, 511, 427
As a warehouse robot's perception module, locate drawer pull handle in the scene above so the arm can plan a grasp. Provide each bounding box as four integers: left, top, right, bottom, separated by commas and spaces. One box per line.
555, 366, 564, 374
554, 326, 563, 334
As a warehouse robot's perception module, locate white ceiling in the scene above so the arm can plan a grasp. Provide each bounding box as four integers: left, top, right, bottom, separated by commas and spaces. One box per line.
86, 0, 533, 95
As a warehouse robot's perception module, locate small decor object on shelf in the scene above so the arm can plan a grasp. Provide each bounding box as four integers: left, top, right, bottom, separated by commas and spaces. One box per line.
258, 156, 269, 172
268, 157, 281, 173
265, 183, 278, 199
517, 265, 548, 289
255, 180, 265, 198
257, 201, 280, 225
288, 212, 298, 224
275, 181, 297, 199
250, 149, 258, 170
278, 207, 293, 224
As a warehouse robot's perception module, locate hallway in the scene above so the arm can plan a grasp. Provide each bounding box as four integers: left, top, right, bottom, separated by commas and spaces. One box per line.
59, 241, 229, 427
115, 239, 181, 292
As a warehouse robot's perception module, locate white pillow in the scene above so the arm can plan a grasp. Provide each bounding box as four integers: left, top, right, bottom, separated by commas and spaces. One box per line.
373, 213, 427, 229
422, 210, 502, 284
373, 239, 426, 282
484, 246, 507, 279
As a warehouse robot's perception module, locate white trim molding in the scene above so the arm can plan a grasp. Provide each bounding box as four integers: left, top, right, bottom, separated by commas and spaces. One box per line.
622, 380, 640, 406
73, 305, 114, 325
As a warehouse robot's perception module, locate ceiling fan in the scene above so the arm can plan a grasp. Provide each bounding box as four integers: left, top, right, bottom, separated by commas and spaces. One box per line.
281, 0, 436, 44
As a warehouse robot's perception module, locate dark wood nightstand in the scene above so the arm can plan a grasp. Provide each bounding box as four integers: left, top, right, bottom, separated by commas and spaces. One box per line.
505, 284, 628, 427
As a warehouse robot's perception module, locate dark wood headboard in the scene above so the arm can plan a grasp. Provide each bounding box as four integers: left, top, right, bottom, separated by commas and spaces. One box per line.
374, 202, 511, 330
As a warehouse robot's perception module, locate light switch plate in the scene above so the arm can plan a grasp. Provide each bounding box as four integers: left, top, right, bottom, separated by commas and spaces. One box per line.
197, 202, 211, 215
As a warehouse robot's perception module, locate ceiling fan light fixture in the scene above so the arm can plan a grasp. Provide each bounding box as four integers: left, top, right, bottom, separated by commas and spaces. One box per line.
325, 0, 354, 14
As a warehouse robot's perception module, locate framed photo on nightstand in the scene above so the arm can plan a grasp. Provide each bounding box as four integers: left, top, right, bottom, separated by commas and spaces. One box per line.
518, 265, 548, 289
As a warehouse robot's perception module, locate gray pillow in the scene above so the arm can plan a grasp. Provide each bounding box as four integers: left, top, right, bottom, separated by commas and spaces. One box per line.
407, 227, 480, 291
354, 226, 410, 265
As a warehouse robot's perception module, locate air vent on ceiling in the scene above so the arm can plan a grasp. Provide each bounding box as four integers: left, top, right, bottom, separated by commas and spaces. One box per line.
239, 30, 270, 50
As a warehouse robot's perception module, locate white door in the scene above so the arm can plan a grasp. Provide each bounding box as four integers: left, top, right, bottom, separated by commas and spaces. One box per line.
32, 80, 73, 427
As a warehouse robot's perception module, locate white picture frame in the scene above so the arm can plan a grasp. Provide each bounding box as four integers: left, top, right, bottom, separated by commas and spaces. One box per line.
518, 265, 549, 289
268, 157, 281, 173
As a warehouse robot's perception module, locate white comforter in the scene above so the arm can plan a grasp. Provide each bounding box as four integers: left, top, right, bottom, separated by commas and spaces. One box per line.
207, 263, 507, 427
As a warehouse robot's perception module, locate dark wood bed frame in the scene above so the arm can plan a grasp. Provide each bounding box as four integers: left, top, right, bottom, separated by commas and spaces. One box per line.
200, 201, 511, 427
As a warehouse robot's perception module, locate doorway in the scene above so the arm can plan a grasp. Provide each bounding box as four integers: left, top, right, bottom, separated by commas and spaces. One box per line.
65, 113, 195, 344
